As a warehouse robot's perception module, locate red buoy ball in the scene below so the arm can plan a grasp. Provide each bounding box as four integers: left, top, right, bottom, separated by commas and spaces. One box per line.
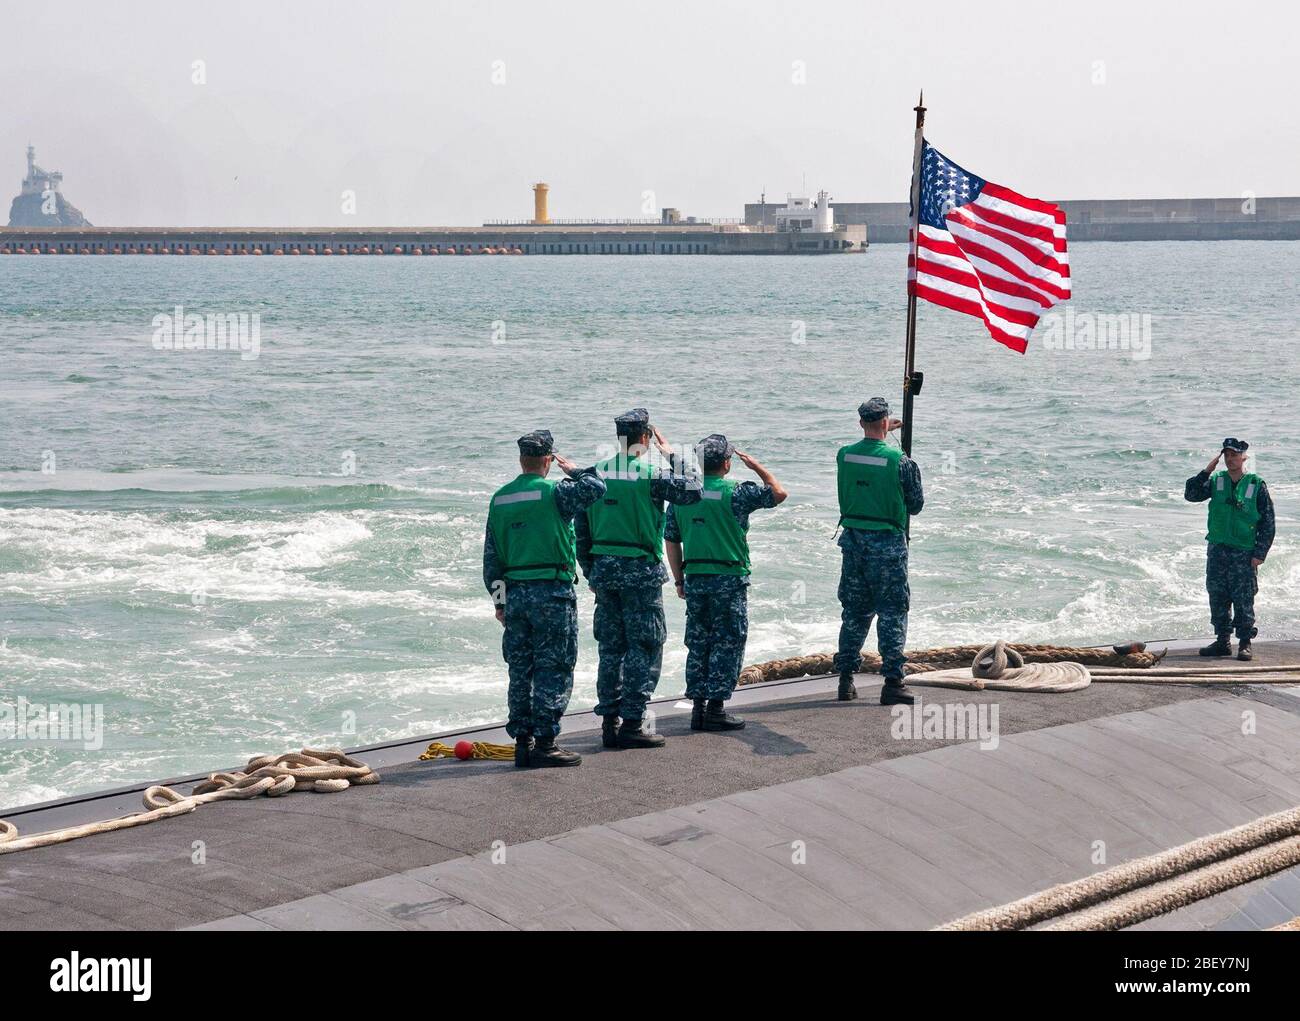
454, 740, 474, 760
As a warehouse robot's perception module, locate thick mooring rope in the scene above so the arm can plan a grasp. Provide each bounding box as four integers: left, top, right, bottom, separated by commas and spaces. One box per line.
938, 804, 1300, 930
740, 639, 1300, 690
0, 747, 377, 855
737, 642, 1163, 687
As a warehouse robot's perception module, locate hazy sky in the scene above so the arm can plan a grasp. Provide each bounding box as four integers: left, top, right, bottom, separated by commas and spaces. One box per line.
5, 0, 1297, 227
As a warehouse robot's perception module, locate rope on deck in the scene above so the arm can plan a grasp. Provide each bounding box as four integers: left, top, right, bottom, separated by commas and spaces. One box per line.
419, 740, 515, 761
937, 804, 1300, 930
738, 642, 1164, 687
0, 747, 378, 855
740, 639, 1300, 690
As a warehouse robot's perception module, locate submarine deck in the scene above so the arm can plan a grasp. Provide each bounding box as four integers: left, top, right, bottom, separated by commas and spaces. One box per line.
2, 640, 1299, 931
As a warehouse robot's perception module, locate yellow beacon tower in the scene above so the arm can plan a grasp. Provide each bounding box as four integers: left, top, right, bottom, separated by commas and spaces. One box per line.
532, 182, 550, 225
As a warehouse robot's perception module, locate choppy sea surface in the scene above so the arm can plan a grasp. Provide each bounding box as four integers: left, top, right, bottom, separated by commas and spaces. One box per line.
1, 243, 1297, 807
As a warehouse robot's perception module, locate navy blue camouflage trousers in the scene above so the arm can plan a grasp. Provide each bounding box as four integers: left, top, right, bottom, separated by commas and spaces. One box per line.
502, 581, 578, 739
832, 529, 910, 680
683, 574, 749, 702
1206, 543, 1258, 641
592, 584, 666, 721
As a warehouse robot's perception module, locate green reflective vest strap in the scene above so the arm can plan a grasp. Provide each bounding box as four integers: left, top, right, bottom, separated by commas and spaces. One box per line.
677, 476, 749, 576
1206, 471, 1262, 551
837, 440, 906, 532
587, 455, 664, 560
487, 474, 576, 582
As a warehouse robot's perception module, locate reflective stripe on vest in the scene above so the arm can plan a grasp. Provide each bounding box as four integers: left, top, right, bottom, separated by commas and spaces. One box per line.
837, 439, 906, 532
677, 477, 749, 576
487, 475, 577, 582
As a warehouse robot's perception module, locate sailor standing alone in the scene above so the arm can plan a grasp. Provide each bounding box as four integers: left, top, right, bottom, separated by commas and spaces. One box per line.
1184, 438, 1275, 661
832, 398, 925, 705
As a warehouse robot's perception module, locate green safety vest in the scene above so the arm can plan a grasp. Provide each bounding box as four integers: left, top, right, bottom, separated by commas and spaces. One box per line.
487, 474, 577, 582
586, 454, 664, 560
676, 476, 750, 576
1206, 471, 1262, 551
837, 439, 906, 532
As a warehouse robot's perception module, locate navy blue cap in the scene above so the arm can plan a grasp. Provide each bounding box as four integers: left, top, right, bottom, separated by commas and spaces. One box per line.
1223, 437, 1249, 453
615, 408, 651, 436
517, 430, 554, 456
696, 434, 735, 466
858, 397, 890, 423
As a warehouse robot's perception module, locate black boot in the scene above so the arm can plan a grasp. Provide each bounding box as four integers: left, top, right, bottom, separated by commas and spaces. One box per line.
529, 735, 582, 767
837, 671, 858, 702
616, 718, 666, 748
880, 678, 915, 706
703, 698, 745, 731
690, 699, 705, 731
601, 716, 621, 749
1199, 635, 1233, 657
1237, 639, 1253, 662
514, 736, 533, 768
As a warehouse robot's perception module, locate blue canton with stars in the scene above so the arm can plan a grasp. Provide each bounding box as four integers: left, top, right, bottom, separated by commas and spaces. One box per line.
912, 141, 988, 230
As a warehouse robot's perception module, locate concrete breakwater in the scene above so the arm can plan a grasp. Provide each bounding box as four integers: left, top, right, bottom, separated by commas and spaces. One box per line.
0, 223, 866, 256
746, 196, 1300, 242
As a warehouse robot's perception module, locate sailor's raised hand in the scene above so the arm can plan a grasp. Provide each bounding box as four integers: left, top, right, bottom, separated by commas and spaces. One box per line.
553, 452, 578, 476
652, 425, 674, 457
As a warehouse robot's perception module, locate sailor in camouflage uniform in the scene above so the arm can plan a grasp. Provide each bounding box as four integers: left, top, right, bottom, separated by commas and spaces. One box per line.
1184, 438, 1276, 661
574, 408, 702, 749
832, 398, 925, 705
484, 430, 606, 767
664, 435, 787, 731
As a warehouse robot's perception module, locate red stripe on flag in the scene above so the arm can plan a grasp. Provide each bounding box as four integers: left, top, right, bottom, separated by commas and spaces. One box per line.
962, 200, 1069, 257
914, 282, 1031, 354
981, 182, 1065, 219
916, 232, 1056, 308
947, 232, 1071, 302
947, 207, 1070, 279
914, 257, 1041, 327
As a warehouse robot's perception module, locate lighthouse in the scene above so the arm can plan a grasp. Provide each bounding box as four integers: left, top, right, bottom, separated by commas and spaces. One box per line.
532, 182, 550, 225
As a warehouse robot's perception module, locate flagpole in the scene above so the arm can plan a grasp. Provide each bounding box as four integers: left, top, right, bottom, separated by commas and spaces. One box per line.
901, 91, 926, 459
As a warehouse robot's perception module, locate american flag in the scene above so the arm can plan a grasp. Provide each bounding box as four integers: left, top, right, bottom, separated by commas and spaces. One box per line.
908, 141, 1070, 354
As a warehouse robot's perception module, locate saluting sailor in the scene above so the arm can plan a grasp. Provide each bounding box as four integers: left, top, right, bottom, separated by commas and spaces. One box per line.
664, 435, 787, 732
575, 408, 701, 749
484, 430, 606, 767
1184, 438, 1275, 661
832, 398, 925, 705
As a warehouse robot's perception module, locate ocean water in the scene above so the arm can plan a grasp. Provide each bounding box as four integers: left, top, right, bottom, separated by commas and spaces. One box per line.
1, 243, 1298, 808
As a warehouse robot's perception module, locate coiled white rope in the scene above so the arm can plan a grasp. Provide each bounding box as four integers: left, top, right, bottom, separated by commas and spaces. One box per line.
0, 747, 378, 855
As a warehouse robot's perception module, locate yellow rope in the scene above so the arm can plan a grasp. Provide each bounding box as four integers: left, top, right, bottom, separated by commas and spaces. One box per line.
419, 740, 515, 761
